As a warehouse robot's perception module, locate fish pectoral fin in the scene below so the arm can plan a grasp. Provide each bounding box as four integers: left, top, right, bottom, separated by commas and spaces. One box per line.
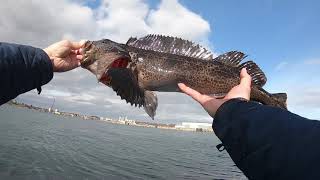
107, 68, 158, 119
107, 68, 144, 107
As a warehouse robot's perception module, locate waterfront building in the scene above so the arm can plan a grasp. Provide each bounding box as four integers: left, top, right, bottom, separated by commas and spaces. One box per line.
53, 109, 60, 115
175, 122, 212, 131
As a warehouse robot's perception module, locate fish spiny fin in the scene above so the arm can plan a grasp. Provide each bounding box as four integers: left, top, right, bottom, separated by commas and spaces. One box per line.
126, 37, 138, 45
213, 51, 247, 67
239, 61, 267, 87
126, 34, 214, 60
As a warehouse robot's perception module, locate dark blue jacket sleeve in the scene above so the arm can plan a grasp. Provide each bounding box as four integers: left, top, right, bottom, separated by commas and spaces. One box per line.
0, 42, 53, 105
213, 99, 320, 179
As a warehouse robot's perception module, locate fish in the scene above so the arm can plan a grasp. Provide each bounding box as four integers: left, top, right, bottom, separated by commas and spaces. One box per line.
80, 34, 287, 119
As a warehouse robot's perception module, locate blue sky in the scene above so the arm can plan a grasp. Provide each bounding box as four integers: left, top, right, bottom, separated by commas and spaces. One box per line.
2, 0, 320, 122
180, 0, 320, 72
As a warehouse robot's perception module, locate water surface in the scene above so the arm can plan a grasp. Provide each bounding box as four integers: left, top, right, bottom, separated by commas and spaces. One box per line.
0, 105, 245, 179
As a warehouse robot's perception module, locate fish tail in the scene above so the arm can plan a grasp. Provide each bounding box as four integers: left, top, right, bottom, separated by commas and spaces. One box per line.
271, 93, 287, 109
251, 87, 288, 110
143, 90, 158, 120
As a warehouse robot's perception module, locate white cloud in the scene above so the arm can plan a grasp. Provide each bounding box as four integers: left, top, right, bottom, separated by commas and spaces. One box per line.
304, 59, 320, 65
274, 61, 289, 71
0, 0, 212, 45
0, 0, 96, 47
147, 0, 211, 43
1, 0, 214, 123
94, 0, 151, 42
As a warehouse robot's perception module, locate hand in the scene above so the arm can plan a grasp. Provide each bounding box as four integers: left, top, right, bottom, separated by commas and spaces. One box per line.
44, 40, 86, 72
178, 68, 252, 117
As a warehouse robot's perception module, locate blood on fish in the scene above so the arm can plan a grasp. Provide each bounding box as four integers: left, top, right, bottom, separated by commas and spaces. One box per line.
100, 58, 128, 85
111, 58, 128, 68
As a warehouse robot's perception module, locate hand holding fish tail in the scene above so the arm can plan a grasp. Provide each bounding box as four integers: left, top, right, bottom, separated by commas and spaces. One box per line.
178, 68, 251, 117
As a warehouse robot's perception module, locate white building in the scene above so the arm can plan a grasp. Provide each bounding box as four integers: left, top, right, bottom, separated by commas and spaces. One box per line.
175, 122, 211, 129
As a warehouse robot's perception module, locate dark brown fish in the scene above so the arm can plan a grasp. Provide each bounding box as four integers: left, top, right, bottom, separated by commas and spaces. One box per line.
80, 34, 287, 119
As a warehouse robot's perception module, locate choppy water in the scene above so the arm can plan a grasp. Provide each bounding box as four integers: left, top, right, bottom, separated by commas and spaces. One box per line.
0, 105, 245, 179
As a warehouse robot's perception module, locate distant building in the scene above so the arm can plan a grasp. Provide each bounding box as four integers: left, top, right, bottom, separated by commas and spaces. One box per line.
125, 119, 136, 125
175, 122, 212, 131
53, 109, 60, 115
176, 122, 211, 129
118, 116, 136, 125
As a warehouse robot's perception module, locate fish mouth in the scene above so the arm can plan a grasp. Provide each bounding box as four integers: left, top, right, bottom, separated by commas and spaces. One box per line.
80, 40, 131, 85
99, 57, 130, 86
80, 41, 96, 67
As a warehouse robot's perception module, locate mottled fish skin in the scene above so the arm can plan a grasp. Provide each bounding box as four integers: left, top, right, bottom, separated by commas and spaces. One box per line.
127, 45, 286, 109
127, 46, 240, 95
81, 34, 288, 119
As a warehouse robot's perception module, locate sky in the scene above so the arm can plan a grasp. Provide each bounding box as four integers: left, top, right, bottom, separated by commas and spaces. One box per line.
1, 0, 320, 123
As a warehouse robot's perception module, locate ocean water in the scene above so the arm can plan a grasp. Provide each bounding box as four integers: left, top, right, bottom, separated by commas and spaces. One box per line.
0, 105, 246, 180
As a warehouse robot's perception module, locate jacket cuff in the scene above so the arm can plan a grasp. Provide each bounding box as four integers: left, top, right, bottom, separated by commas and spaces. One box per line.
213, 99, 245, 138
35, 48, 53, 94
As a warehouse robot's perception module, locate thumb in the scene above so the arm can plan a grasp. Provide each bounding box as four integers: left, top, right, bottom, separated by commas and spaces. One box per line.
240, 68, 252, 88
178, 83, 208, 104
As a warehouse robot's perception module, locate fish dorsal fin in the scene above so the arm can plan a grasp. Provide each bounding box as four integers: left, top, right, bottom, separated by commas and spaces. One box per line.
215, 51, 267, 87
239, 60, 267, 87
213, 51, 247, 67
126, 34, 214, 60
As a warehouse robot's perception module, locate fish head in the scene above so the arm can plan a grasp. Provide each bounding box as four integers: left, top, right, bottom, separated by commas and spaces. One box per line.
80, 39, 131, 85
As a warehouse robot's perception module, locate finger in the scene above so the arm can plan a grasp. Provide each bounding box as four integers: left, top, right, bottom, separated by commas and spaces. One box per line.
72, 49, 82, 55
178, 83, 206, 104
76, 54, 83, 60
69, 40, 86, 50
69, 54, 81, 68
240, 68, 252, 88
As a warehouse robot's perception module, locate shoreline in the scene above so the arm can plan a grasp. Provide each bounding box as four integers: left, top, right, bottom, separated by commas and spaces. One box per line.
6, 100, 213, 133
